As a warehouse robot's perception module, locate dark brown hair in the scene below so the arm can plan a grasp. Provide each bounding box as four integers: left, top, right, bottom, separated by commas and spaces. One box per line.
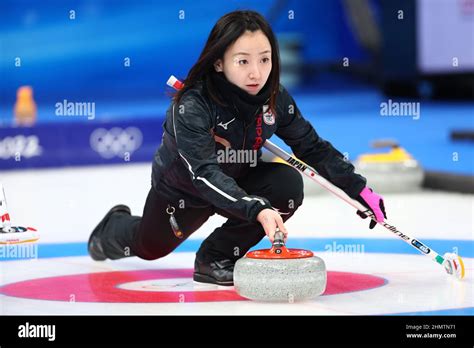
173, 10, 280, 114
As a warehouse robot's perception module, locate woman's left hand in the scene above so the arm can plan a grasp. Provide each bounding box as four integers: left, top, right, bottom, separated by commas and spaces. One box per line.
356, 187, 387, 229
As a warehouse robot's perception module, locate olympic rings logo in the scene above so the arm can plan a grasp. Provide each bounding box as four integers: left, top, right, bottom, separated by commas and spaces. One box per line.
89, 127, 143, 159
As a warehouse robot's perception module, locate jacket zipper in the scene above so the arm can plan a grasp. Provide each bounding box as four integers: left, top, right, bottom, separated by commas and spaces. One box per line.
234, 102, 265, 151
228, 99, 268, 174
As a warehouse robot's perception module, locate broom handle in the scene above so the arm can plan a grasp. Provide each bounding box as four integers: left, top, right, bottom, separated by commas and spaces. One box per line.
263, 139, 446, 266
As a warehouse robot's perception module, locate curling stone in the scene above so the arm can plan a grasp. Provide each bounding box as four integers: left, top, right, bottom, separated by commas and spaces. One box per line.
234, 230, 326, 302
354, 139, 424, 193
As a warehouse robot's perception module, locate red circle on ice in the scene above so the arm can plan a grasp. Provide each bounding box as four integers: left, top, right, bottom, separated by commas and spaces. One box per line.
0, 269, 386, 303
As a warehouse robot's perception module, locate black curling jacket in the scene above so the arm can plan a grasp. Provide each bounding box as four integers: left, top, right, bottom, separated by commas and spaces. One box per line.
152, 82, 366, 222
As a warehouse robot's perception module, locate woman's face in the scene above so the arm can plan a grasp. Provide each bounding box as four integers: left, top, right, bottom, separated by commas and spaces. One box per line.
215, 30, 272, 95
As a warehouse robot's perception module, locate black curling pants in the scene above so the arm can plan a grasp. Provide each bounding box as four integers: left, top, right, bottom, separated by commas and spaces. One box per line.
98, 162, 304, 262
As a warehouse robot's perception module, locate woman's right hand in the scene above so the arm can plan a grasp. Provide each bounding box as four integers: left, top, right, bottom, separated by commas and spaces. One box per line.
256, 208, 288, 243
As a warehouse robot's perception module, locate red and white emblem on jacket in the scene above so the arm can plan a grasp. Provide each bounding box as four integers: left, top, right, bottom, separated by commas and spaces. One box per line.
262, 105, 275, 125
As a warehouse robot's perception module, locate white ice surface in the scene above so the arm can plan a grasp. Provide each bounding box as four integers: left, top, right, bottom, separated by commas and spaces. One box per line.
0, 163, 473, 315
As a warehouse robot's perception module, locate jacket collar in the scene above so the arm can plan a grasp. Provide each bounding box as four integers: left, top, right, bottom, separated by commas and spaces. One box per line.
210, 72, 271, 124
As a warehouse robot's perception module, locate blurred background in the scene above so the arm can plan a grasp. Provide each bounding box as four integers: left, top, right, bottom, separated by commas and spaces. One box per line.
0, 0, 473, 193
